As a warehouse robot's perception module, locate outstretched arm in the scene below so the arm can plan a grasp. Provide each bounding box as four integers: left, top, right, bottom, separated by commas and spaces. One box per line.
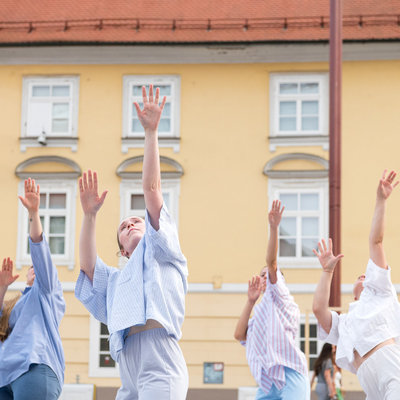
266, 200, 284, 284
134, 85, 166, 231
0, 258, 19, 311
79, 171, 108, 282
312, 239, 344, 333
234, 275, 265, 341
18, 178, 42, 243
369, 170, 398, 269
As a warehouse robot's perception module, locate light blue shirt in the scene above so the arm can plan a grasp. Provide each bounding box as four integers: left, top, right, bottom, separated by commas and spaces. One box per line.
0, 235, 65, 387
75, 204, 188, 362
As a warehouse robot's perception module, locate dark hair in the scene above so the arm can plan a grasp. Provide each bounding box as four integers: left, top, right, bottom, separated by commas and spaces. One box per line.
313, 343, 333, 376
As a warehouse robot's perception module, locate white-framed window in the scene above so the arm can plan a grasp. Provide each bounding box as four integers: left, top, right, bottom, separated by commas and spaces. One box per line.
16, 180, 77, 269
122, 75, 181, 153
269, 73, 328, 151
20, 76, 79, 151
269, 178, 328, 269
89, 316, 119, 378
298, 315, 324, 374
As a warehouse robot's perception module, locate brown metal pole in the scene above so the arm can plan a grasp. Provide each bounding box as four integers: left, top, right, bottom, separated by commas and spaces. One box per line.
329, 0, 342, 307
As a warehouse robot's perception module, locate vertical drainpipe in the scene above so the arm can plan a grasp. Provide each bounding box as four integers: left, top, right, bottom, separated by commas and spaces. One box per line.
329, 0, 342, 307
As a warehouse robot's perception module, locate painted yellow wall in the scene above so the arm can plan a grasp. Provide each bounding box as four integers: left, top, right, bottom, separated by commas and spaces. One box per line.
1, 58, 400, 392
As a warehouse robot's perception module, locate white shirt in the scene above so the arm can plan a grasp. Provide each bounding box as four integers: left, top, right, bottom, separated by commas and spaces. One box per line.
318, 259, 400, 373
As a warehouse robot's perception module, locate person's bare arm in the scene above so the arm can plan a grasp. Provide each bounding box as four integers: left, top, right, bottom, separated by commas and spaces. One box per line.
78, 171, 108, 282
266, 200, 284, 284
134, 85, 166, 230
312, 239, 343, 333
0, 258, 19, 310
324, 369, 336, 399
369, 170, 398, 269
234, 275, 264, 341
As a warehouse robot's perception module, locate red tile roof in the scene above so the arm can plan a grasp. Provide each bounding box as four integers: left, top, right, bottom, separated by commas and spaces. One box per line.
0, 0, 399, 44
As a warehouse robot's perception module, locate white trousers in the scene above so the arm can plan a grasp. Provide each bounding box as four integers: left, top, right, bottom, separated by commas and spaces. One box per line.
357, 343, 400, 400
116, 328, 188, 400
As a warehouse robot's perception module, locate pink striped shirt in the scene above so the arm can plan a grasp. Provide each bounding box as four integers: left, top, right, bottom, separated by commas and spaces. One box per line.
242, 270, 308, 394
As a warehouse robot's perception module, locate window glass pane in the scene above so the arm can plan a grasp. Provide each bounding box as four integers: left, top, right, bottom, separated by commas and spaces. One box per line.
300, 324, 305, 337
302, 238, 318, 257
302, 217, 319, 236
131, 194, 145, 210
162, 102, 171, 117
279, 194, 297, 210
32, 85, 50, 97
302, 101, 318, 115
158, 118, 170, 132
99, 354, 115, 368
49, 194, 66, 209
300, 193, 319, 210
52, 103, 69, 119
132, 102, 144, 117
50, 216, 65, 234
279, 101, 296, 115
301, 116, 318, 131
100, 323, 109, 335
300, 82, 319, 94
300, 340, 305, 352
132, 119, 144, 133
279, 238, 296, 257
52, 85, 70, 97
100, 338, 109, 352
279, 83, 298, 94
49, 237, 65, 254
310, 341, 317, 354
39, 194, 47, 209
157, 85, 171, 96
280, 217, 296, 236
133, 85, 143, 96
279, 117, 296, 131
52, 119, 69, 133
310, 357, 316, 371
40, 216, 44, 227
310, 324, 317, 337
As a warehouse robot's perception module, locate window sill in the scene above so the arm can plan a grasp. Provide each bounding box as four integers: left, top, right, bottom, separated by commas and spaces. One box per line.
121, 137, 180, 153
268, 135, 329, 152
20, 137, 78, 152
16, 257, 75, 270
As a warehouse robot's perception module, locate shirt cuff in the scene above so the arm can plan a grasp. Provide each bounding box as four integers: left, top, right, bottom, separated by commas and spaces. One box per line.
318, 310, 339, 345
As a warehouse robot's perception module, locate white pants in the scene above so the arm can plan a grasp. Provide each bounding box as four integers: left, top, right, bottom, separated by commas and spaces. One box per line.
357, 343, 400, 400
116, 328, 188, 400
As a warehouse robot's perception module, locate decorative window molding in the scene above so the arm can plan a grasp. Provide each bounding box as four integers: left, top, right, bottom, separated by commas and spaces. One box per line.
20, 76, 79, 152
268, 177, 328, 269
269, 73, 329, 151
122, 75, 181, 153
89, 316, 119, 378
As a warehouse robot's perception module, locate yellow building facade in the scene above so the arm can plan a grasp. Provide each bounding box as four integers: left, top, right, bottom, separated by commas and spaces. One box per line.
1, 43, 400, 398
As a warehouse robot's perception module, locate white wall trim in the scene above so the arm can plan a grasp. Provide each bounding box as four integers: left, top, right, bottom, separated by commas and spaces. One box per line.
1, 42, 400, 65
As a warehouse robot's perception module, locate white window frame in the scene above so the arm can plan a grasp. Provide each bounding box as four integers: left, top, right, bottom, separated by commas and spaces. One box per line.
122, 75, 181, 153
89, 316, 120, 378
297, 314, 324, 377
16, 179, 77, 269
20, 76, 79, 152
269, 178, 328, 269
269, 73, 329, 151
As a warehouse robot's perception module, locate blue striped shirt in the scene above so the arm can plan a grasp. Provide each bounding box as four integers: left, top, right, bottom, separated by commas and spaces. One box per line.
75, 204, 188, 362
0, 235, 65, 387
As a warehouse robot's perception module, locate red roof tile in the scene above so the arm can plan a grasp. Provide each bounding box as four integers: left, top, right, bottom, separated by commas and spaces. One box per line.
0, 0, 399, 44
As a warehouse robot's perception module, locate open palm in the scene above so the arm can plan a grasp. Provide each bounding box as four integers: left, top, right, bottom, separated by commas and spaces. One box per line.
79, 170, 108, 215
378, 170, 399, 200
0, 258, 19, 287
18, 178, 40, 213
248, 275, 262, 304
313, 239, 343, 273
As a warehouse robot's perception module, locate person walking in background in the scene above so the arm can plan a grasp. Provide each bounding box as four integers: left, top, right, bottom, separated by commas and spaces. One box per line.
234, 200, 309, 400
0, 178, 65, 399
75, 85, 188, 400
313, 170, 400, 399
310, 343, 336, 400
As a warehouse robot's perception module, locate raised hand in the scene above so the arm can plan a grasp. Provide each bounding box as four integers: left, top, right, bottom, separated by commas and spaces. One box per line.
377, 170, 399, 200
79, 170, 108, 216
268, 200, 285, 229
18, 178, 40, 213
0, 258, 19, 288
248, 275, 263, 304
134, 85, 166, 132
313, 238, 344, 274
